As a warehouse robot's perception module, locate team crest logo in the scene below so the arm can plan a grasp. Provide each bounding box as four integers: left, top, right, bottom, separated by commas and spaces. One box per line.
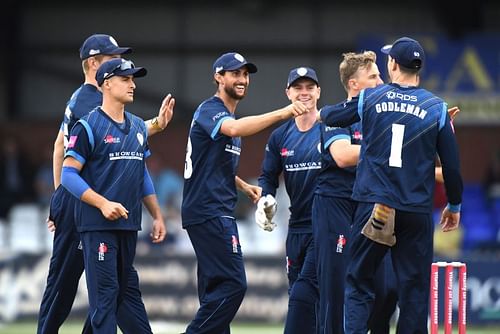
98, 242, 108, 261
137, 133, 144, 146
336, 234, 346, 253
231, 235, 239, 254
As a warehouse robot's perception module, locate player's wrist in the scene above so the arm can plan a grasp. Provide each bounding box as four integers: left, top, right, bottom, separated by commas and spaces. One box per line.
151, 117, 164, 131
446, 203, 461, 213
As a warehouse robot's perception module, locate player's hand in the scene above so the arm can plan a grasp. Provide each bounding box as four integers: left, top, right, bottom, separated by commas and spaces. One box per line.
447, 106, 460, 122
244, 184, 262, 204
156, 94, 175, 130
100, 200, 129, 220
285, 101, 308, 118
439, 207, 460, 232
46, 217, 56, 232
150, 219, 166, 243
255, 195, 277, 232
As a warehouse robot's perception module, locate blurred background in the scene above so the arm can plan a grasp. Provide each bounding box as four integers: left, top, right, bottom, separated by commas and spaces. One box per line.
0, 0, 499, 331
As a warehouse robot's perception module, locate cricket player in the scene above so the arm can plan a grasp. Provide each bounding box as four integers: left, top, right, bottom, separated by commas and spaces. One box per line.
181, 52, 308, 334
37, 34, 174, 334
318, 37, 463, 333
257, 67, 321, 334
62, 58, 167, 333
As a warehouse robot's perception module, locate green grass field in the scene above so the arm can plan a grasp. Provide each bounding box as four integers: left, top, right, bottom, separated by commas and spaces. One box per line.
1, 321, 500, 334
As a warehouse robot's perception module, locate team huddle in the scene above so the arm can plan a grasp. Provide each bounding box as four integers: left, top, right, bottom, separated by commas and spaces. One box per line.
37, 34, 463, 334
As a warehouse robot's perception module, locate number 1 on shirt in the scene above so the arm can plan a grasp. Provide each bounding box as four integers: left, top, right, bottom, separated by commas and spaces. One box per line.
389, 124, 405, 168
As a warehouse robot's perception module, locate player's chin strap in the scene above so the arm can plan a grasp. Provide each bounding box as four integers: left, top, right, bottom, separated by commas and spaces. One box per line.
255, 194, 277, 232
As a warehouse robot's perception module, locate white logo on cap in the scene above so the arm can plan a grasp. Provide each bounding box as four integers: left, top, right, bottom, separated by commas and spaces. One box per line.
108, 36, 119, 47
89, 49, 100, 55
414, 51, 420, 57
234, 53, 245, 62
216, 66, 224, 73
381, 44, 392, 52
297, 67, 308, 76
137, 133, 144, 146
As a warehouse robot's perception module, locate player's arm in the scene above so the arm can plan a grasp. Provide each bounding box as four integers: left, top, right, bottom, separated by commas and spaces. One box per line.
61, 123, 129, 220
142, 167, 166, 243
254, 133, 281, 231
145, 94, 175, 136
62, 157, 129, 221
318, 98, 360, 128
52, 129, 65, 189
329, 139, 360, 168
435, 166, 444, 183
435, 106, 460, 183
437, 111, 463, 232
235, 176, 261, 203
257, 132, 282, 197
220, 101, 307, 137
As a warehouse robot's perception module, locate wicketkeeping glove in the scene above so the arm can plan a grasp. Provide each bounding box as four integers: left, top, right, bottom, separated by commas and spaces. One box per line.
255, 194, 278, 232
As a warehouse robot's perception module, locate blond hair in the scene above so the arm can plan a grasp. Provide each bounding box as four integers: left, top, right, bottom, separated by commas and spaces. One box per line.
339, 51, 377, 92
81, 55, 107, 75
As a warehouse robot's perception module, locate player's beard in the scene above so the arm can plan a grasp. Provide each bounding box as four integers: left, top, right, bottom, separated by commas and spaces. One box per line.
224, 84, 246, 100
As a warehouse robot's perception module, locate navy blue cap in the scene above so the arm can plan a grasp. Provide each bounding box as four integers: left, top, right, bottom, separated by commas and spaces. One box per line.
213, 52, 257, 74
96, 58, 147, 86
287, 67, 319, 88
79, 34, 132, 60
381, 37, 425, 69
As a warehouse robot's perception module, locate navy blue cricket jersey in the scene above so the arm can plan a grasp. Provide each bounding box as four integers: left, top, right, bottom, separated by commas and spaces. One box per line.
65, 108, 150, 232
181, 96, 241, 227
258, 119, 321, 229
320, 83, 462, 213
315, 115, 362, 199
62, 84, 102, 150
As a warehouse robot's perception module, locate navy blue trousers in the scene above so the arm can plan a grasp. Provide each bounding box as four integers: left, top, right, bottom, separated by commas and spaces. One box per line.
344, 202, 433, 334
81, 230, 151, 334
313, 195, 354, 334
368, 254, 398, 334
185, 217, 247, 334
37, 186, 85, 334
284, 230, 318, 334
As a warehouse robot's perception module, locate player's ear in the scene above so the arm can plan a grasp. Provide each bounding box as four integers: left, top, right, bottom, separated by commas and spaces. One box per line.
214, 72, 223, 85
102, 79, 111, 90
317, 86, 321, 99
87, 57, 98, 71
389, 57, 398, 72
348, 78, 357, 91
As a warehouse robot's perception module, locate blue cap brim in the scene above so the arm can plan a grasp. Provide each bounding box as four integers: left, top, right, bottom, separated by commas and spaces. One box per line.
287, 76, 319, 88
106, 47, 132, 56
118, 67, 147, 78
224, 62, 258, 73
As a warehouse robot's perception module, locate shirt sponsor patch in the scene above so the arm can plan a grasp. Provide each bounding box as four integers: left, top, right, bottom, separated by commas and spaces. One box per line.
280, 148, 294, 157
68, 135, 78, 148
104, 134, 121, 144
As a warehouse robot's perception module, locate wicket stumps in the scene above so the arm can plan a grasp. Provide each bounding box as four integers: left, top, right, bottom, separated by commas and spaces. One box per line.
430, 261, 467, 334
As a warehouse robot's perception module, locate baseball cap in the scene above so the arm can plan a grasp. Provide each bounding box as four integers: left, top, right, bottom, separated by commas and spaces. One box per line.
79, 34, 132, 60
96, 58, 147, 86
286, 67, 319, 88
380, 37, 425, 70
213, 52, 257, 74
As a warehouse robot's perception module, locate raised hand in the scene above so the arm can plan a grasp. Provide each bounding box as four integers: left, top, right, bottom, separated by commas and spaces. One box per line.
156, 94, 176, 130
